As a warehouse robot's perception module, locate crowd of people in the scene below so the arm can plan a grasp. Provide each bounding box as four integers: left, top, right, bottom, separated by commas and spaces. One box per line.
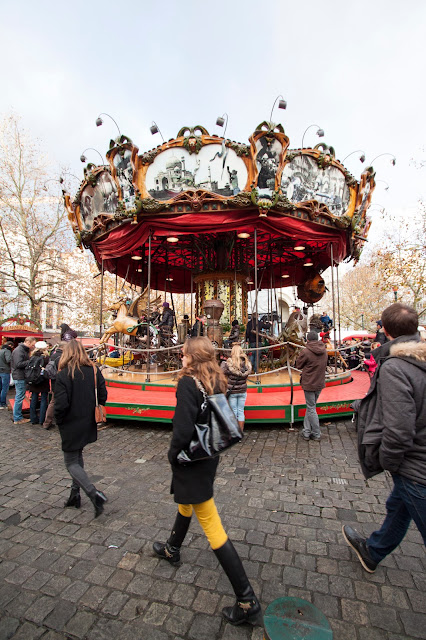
1, 303, 424, 629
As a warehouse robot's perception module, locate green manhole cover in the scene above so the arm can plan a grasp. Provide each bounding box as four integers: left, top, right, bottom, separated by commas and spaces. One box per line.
264, 597, 332, 640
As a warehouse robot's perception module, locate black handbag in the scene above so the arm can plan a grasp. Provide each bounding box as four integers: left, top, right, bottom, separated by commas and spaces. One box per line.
176, 377, 243, 464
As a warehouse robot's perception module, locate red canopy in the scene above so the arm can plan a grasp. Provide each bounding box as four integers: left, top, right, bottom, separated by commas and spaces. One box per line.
92, 210, 348, 293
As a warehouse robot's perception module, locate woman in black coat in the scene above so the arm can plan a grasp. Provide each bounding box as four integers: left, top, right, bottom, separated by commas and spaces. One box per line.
54, 340, 108, 518
153, 337, 262, 627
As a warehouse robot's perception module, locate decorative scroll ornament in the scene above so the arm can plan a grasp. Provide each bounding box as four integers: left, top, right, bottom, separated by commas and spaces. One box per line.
250, 185, 280, 216
226, 140, 250, 157
139, 148, 163, 165
224, 191, 252, 208
177, 126, 210, 155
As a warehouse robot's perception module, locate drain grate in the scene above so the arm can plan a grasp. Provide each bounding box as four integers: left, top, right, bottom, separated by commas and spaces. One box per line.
332, 477, 348, 485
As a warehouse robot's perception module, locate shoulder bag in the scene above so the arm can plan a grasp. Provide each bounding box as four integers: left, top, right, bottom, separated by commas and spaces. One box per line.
177, 376, 243, 464
93, 365, 107, 426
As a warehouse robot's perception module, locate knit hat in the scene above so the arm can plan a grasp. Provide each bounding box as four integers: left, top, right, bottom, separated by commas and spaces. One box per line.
162, 302, 169, 308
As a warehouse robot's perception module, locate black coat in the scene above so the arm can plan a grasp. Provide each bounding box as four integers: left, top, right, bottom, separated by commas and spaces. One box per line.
168, 375, 219, 504
54, 365, 107, 452
11, 342, 31, 380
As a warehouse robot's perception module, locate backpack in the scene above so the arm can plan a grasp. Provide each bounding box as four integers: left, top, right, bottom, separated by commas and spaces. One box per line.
24, 355, 45, 386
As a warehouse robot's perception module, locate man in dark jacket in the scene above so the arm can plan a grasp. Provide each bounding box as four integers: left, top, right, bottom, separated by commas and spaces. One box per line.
245, 313, 270, 374
11, 336, 36, 424
343, 303, 426, 572
296, 331, 328, 441
374, 320, 388, 346
0, 341, 14, 409
158, 302, 175, 345
190, 314, 206, 338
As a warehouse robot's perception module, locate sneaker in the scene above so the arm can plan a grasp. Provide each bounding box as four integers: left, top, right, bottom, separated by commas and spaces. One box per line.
301, 432, 310, 441
14, 418, 31, 425
342, 525, 377, 573
310, 435, 321, 441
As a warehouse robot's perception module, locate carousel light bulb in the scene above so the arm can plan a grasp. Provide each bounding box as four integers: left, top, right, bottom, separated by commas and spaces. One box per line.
281, 274, 290, 278
304, 260, 314, 266
131, 255, 142, 260
166, 276, 173, 281
167, 236, 179, 243
247, 279, 254, 284
237, 232, 250, 239
294, 244, 305, 251
137, 268, 142, 272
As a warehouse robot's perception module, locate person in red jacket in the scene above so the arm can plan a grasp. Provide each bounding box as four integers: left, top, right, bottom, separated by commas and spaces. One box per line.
296, 331, 328, 441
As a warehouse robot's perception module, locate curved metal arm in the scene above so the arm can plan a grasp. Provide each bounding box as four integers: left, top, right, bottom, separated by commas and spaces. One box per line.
269, 95, 287, 124
80, 148, 105, 165
301, 124, 324, 148
216, 113, 228, 138
367, 153, 396, 167
342, 150, 366, 163
96, 113, 121, 136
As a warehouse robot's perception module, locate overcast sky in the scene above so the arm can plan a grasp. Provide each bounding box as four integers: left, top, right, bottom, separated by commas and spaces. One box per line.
1, 0, 425, 250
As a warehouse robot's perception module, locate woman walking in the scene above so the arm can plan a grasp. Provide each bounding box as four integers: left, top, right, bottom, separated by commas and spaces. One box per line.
221, 343, 251, 432
153, 337, 262, 627
54, 341, 108, 517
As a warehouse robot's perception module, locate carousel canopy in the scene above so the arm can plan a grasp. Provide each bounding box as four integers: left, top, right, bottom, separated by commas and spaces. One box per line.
64, 122, 375, 294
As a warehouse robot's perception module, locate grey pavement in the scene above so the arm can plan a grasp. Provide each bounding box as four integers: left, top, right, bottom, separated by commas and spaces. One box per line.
0, 406, 425, 640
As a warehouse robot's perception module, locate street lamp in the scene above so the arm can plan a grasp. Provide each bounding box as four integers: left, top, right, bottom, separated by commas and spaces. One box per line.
216, 113, 229, 138
393, 287, 398, 302
95, 113, 121, 137
150, 121, 164, 142
269, 95, 287, 124
361, 313, 364, 329
301, 124, 324, 148
342, 150, 366, 164
367, 153, 396, 168
80, 148, 105, 165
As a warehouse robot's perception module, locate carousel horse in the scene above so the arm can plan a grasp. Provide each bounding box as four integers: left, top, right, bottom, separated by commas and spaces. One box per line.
278, 316, 307, 366
100, 287, 162, 345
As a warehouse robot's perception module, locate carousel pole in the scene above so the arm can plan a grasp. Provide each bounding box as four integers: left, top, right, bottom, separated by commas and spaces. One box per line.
330, 243, 337, 374
336, 264, 342, 346
99, 258, 104, 339
254, 228, 260, 383
146, 232, 152, 382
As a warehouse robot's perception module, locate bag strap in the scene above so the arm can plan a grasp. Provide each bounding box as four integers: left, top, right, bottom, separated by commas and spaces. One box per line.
92, 364, 99, 408
191, 376, 208, 411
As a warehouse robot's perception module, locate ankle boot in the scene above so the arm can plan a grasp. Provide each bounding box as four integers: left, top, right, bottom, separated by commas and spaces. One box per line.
64, 487, 81, 508
153, 511, 192, 565
90, 490, 107, 518
238, 420, 245, 432
213, 539, 263, 626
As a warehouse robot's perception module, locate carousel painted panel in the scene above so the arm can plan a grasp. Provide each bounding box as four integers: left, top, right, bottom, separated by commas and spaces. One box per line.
281, 154, 351, 216
111, 148, 136, 209
144, 145, 248, 201
79, 171, 118, 230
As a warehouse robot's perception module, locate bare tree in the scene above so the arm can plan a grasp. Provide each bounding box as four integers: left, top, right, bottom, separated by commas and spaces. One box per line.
0, 115, 74, 322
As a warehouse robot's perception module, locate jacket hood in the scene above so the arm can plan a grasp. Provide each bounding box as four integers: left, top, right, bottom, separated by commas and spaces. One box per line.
372, 333, 419, 361
226, 358, 252, 376
390, 340, 426, 368
306, 341, 327, 355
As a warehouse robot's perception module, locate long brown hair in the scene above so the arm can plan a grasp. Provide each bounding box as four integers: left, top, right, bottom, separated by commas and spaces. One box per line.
178, 336, 227, 395
58, 340, 92, 379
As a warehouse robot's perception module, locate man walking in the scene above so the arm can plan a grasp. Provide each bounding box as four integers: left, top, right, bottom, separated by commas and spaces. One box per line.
296, 331, 328, 441
343, 303, 425, 572
11, 336, 36, 424
245, 312, 270, 375
0, 341, 14, 409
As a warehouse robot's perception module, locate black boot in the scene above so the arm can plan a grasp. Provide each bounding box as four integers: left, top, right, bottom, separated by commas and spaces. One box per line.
153, 512, 192, 565
213, 539, 263, 627
64, 487, 81, 509
90, 490, 107, 518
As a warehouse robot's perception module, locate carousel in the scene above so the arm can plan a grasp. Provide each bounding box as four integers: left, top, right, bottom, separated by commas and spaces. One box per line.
63, 114, 374, 424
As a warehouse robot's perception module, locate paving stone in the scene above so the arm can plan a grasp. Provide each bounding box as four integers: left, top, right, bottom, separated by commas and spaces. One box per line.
4, 565, 36, 585
170, 583, 197, 607
381, 585, 410, 609
43, 599, 77, 631
79, 585, 109, 609
312, 592, 340, 619
5, 591, 38, 618
64, 610, 97, 638
354, 580, 380, 603
88, 618, 128, 640
193, 589, 220, 614
0, 616, 19, 640
188, 613, 222, 640
7, 622, 45, 640
367, 604, 402, 632
341, 598, 369, 625
164, 605, 194, 636
399, 611, 426, 639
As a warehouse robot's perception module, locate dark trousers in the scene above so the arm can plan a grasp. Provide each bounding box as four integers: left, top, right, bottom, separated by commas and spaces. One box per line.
367, 474, 426, 563
63, 449, 95, 497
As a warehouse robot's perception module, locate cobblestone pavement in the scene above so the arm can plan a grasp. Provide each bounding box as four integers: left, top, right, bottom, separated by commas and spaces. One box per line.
0, 408, 425, 640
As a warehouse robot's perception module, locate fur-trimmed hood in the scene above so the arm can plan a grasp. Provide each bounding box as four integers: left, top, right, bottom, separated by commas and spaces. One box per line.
390, 340, 426, 364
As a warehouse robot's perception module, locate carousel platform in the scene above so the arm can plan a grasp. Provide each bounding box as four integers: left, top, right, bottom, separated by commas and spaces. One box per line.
102, 369, 370, 424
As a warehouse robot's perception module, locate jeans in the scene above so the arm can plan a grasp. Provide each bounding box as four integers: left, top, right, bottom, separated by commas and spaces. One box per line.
302, 389, 321, 438
367, 474, 426, 563
30, 391, 49, 425
13, 379, 27, 422
228, 392, 247, 421
63, 449, 96, 497
249, 343, 258, 374
0, 373, 10, 407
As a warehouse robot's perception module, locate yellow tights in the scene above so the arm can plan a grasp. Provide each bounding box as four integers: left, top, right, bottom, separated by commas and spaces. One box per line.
178, 498, 228, 550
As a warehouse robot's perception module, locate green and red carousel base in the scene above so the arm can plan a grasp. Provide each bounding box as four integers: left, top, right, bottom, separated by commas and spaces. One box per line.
103, 370, 369, 424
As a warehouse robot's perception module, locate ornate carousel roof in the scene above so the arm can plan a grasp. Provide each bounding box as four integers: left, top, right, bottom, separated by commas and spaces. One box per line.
64, 122, 375, 293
